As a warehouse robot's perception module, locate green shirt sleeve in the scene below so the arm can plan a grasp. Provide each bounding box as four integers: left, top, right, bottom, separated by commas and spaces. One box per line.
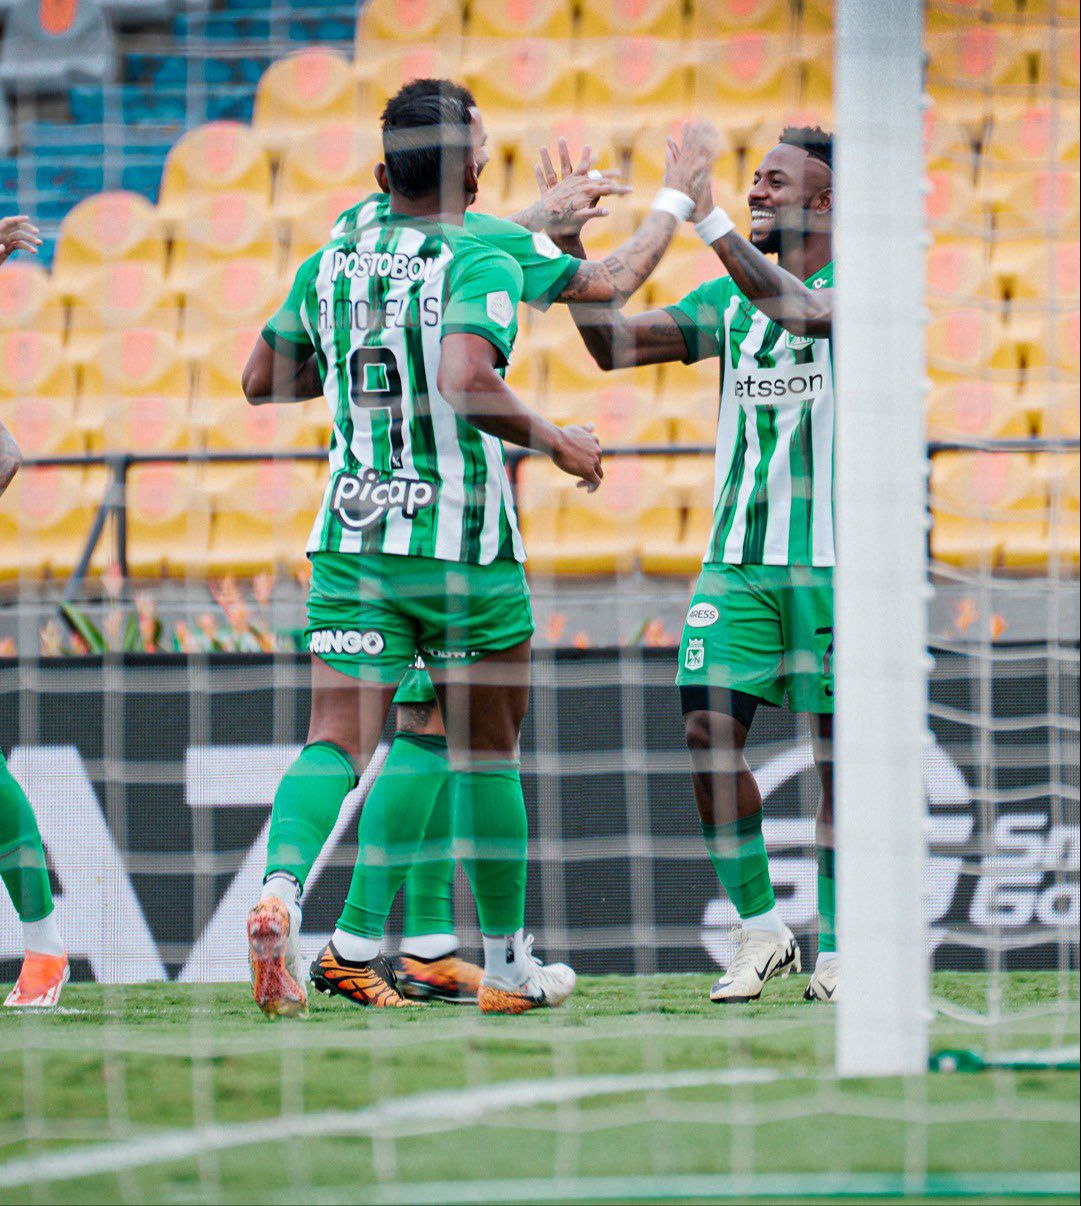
442, 245, 524, 367
664, 277, 736, 364
262, 256, 318, 361
465, 213, 579, 311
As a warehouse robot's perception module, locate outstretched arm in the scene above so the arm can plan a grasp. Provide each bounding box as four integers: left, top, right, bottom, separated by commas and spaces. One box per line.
242, 336, 323, 405
569, 303, 690, 370
0, 419, 22, 498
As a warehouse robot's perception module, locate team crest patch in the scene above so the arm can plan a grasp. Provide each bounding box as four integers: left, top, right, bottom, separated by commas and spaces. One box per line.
786, 332, 814, 350
532, 232, 562, 260
684, 638, 705, 671
486, 291, 513, 326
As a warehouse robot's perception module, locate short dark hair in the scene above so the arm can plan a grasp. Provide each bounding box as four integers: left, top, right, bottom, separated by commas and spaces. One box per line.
381, 87, 473, 200
388, 76, 477, 111
779, 125, 833, 171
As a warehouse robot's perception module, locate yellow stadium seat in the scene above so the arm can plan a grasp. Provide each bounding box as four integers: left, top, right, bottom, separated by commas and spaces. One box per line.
464, 40, 578, 129
0, 331, 81, 457
1052, 308, 1080, 375
989, 168, 1081, 235
469, 0, 573, 39
638, 456, 714, 575
158, 123, 274, 224
1046, 26, 1079, 91
0, 262, 65, 339
578, 0, 685, 39
1026, 381, 1080, 438
923, 108, 978, 173
181, 260, 283, 356
357, 43, 462, 119
983, 104, 1081, 167
798, 34, 834, 114
693, 35, 796, 123
275, 124, 381, 223
627, 122, 741, 208
991, 237, 1079, 304
66, 262, 178, 363
52, 192, 167, 292
282, 187, 373, 270
925, 380, 1030, 442
797, 0, 831, 33
931, 451, 1047, 570
924, 0, 1023, 32
925, 167, 985, 233
926, 28, 1037, 122
357, 0, 462, 45
125, 464, 212, 579
690, 0, 794, 37
926, 305, 1018, 378
253, 50, 361, 154
206, 462, 324, 577
500, 117, 623, 212
80, 329, 191, 454
0, 466, 91, 583
927, 238, 995, 301
168, 193, 279, 288
646, 244, 736, 308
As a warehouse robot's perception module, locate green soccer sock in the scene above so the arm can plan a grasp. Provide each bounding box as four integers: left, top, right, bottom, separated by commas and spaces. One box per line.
454, 761, 527, 937
337, 734, 452, 941
403, 755, 456, 940
701, 812, 776, 921
0, 752, 54, 924
265, 742, 358, 890
817, 844, 837, 955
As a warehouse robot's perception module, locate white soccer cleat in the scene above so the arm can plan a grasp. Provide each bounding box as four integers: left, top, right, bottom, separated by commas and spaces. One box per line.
803, 957, 840, 1003
477, 935, 576, 1014
709, 926, 801, 1003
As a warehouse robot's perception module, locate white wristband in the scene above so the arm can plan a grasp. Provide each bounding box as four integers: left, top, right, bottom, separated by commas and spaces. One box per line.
695, 206, 735, 245
651, 187, 695, 222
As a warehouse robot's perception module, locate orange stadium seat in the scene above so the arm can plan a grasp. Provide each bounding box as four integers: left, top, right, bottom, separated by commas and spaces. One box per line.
0, 466, 91, 583
926, 28, 1037, 121
982, 104, 1081, 168
274, 123, 380, 222
357, 43, 462, 119
578, 0, 686, 39
0, 331, 80, 457
158, 123, 274, 222
464, 40, 578, 129
168, 193, 279, 288
926, 238, 995, 302
991, 237, 1079, 303
125, 464, 212, 579
468, 0, 573, 40
925, 380, 1031, 442
692, 35, 799, 133
52, 193, 167, 292
253, 51, 361, 154
66, 262, 178, 363
925, 167, 985, 233
690, 0, 795, 37
926, 305, 1017, 378
181, 260, 283, 356
357, 0, 463, 45
0, 262, 66, 339
206, 462, 325, 577
931, 451, 1048, 570
80, 329, 191, 454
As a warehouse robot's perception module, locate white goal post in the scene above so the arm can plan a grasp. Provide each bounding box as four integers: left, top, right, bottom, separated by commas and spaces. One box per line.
834, 0, 931, 1077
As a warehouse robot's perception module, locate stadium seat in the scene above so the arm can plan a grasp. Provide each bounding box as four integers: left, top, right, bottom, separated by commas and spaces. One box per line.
0, 0, 115, 94
692, 35, 799, 133
274, 123, 380, 223
924, 0, 1024, 31
689, 0, 795, 36
168, 193, 279, 287
357, 43, 462, 120
282, 188, 372, 270
1026, 381, 1080, 439
464, 40, 578, 130
982, 104, 1081, 168
157, 123, 274, 223
52, 192, 167, 291
79, 329, 191, 453
125, 464, 212, 579
931, 451, 1047, 570
356, 0, 462, 46
925, 380, 1031, 442
989, 168, 1081, 235
990, 237, 1079, 304
0, 330, 81, 456
577, 0, 685, 40
500, 117, 622, 213
0, 465, 91, 582
627, 123, 741, 209
926, 238, 995, 302
0, 262, 66, 339
1046, 24, 1080, 91
468, 0, 573, 40
925, 167, 985, 233
181, 260, 283, 356
66, 262, 178, 362
206, 462, 325, 577
798, 35, 834, 115
253, 50, 361, 154
638, 456, 713, 576
926, 306, 1018, 378
926, 28, 1036, 122
923, 109, 978, 174
646, 244, 736, 310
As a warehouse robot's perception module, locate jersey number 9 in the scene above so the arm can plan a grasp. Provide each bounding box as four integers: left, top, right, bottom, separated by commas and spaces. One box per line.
349, 346, 405, 469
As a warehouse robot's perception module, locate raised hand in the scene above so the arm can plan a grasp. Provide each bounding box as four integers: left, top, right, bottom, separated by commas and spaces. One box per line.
0, 215, 42, 267
664, 121, 721, 218
552, 422, 604, 492
530, 138, 632, 240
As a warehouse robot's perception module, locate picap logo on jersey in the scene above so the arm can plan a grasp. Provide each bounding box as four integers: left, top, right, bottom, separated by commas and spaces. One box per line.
330, 467, 438, 531
685, 638, 705, 671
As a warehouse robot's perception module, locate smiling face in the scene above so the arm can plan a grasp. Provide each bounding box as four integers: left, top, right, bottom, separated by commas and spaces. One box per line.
748, 141, 833, 255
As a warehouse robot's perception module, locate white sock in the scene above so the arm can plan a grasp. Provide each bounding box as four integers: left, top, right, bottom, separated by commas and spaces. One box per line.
399, 933, 458, 960
262, 873, 301, 911
742, 905, 786, 936
482, 929, 527, 986
24, 910, 64, 958
331, 928, 382, 962
816, 950, 839, 969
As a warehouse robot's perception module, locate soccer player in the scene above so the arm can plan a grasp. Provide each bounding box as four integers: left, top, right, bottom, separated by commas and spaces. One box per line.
562, 126, 839, 1005
241, 88, 610, 1017
325, 80, 720, 1005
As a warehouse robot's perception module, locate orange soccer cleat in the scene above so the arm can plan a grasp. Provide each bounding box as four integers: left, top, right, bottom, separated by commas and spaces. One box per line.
3, 950, 69, 1009
397, 952, 484, 1004
247, 897, 307, 1018
309, 942, 416, 1008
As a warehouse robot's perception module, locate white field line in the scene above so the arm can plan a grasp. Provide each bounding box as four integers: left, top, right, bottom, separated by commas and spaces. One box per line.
0, 1067, 777, 1188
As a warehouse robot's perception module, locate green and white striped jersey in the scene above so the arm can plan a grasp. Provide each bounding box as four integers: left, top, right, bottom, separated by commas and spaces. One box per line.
264, 213, 527, 565
333, 193, 579, 310
666, 262, 835, 568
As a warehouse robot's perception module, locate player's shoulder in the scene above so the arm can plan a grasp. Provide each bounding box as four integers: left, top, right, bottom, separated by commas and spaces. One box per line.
444, 224, 524, 286
465, 210, 564, 262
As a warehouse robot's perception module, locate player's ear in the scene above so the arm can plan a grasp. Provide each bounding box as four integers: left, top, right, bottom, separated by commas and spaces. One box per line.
815, 186, 833, 214
463, 157, 480, 198
374, 162, 390, 194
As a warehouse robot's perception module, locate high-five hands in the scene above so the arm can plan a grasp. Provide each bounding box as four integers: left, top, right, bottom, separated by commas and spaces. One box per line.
533, 139, 631, 239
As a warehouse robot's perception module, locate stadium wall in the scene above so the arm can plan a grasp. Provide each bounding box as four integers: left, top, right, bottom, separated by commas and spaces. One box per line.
0, 650, 1076, 983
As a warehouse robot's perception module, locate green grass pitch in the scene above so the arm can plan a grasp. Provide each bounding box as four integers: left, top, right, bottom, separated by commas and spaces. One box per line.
0, 973, 1077, 1204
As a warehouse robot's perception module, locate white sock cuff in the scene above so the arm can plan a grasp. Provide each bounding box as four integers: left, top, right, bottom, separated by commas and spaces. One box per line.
742, 905, 786, 936
262, 873, 301, 910
331, 929, 382, 963
399, 933, 458, 960
23, 911, 64, 958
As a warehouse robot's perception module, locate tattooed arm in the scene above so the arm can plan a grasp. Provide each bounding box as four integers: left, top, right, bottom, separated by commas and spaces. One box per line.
0, 419, 22, 498
569, 304, 690, 371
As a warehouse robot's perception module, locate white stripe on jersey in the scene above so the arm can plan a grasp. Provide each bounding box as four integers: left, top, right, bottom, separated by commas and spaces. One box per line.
420, 282, 468, 561
330, 198, 379, 241
811, 367, 835, 565
761, 395, 800, 564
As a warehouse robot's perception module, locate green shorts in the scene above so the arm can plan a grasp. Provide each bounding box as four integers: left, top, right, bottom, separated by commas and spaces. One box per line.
676, 562, 834, 714
306, 551, 534, 684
